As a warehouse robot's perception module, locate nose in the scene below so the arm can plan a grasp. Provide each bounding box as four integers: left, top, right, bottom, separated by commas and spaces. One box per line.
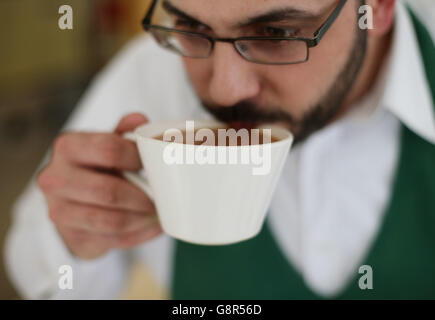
208, 42, 261, 107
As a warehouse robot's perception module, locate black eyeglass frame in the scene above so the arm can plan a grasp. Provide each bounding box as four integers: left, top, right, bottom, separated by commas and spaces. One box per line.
142, 0, 348, 65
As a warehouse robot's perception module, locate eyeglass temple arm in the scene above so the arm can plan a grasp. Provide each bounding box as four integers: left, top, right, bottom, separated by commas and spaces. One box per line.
308, 0, 348, 47
142, 0, 159, 29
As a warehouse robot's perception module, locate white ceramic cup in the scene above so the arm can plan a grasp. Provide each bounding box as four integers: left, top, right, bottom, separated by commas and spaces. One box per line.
123, 120, 293, 245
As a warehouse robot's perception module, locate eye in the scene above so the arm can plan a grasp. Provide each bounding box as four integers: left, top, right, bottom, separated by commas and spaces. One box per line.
260, 26, 300, 37
174, 19, 208, 32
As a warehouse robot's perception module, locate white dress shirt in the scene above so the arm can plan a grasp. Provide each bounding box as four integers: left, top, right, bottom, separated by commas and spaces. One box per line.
4, 1, 435, 299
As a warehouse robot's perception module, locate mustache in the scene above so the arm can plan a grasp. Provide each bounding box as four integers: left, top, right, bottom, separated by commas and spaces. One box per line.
202, 101, 295, 126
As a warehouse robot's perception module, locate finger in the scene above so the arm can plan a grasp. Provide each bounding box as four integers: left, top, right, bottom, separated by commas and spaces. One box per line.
58, 226, 114, 260
61, 224, 163, 255
47, 197, 159, 235
53, 132, 142, 171
41, 165, 155, 212
115, 113, 149, 134
115, 224, 163, 249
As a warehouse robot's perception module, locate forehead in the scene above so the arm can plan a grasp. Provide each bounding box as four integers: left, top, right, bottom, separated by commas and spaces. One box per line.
168, 0, 334, 24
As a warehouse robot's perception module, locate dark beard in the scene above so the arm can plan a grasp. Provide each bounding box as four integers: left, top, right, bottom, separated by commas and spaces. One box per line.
202, 25, 368, 144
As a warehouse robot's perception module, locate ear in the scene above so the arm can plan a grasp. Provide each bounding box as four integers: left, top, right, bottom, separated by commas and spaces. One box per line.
365, 0, 396, 37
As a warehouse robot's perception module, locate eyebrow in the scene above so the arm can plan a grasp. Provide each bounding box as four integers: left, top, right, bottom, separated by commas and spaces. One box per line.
236, 7, 321, 28
162, 0, 321, 30
162, 0, 211, 28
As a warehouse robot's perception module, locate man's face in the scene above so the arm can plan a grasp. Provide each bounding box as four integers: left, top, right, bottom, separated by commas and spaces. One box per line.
167, 0, 367, 142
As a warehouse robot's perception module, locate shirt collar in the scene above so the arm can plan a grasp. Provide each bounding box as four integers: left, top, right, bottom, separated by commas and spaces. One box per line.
381, 1, 435, 144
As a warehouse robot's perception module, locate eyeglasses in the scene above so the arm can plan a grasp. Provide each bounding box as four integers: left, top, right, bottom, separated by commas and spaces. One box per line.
142, 0, 347, 65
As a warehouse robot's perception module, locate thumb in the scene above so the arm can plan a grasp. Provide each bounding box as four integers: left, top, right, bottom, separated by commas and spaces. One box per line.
115, 113, 149, 134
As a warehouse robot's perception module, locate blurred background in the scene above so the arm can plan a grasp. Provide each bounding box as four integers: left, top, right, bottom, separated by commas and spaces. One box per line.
0, 0, 152, 299
0, 0, 434, 299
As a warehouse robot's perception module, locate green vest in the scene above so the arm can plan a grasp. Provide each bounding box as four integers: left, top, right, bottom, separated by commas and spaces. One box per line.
171, 9, 435, 299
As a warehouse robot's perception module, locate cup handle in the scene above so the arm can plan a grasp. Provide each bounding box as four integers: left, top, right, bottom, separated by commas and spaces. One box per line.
122, 132, 154, 200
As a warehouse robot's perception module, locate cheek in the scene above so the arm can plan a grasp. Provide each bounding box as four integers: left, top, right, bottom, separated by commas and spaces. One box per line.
265, 9, 358, 117
183, 58, 212, 98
